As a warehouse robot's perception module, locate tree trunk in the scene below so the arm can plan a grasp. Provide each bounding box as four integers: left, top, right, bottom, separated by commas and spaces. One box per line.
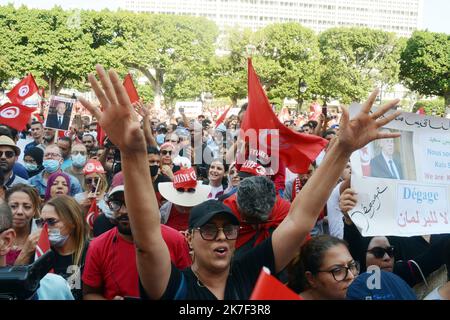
231, 97, 237, 107
444, 91, 450, 109
131, 65, 164, 110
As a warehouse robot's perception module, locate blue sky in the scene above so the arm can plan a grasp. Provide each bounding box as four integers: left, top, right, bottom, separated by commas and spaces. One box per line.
0, 0, 448, 33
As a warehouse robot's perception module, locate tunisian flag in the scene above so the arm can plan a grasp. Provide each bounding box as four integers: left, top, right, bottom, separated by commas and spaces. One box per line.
240, 59, 327, 174
7, 74, 39, 104
35, 224, 51, 260
250, 267, 302, 300
215, 106, 231, 128
123, 74, 140, 104
0, 103, 37, 131
86, 199, 99, 230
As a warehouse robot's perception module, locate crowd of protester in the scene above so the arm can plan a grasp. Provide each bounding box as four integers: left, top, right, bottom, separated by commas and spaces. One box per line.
0, 67, 449, 301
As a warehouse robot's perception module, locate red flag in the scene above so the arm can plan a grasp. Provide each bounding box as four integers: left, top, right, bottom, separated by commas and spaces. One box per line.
123, 74, 139, 104
58, 130, 72, 139
241, 59, 327, 174
250, 267, 302, 300
96, 122, 106, 147
86, 199, 99, 230
215, 106, 232, 128
35, 224, 51, 260
0, 103, 37, 131
416, 107, 426, 115
7, 74, 39, 104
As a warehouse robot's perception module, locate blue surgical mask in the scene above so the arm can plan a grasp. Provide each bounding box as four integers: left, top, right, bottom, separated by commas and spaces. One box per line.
24, 162, 38, 172
71, 154, 87, 168
48, 228, 69, 247
43, 159, 60, 173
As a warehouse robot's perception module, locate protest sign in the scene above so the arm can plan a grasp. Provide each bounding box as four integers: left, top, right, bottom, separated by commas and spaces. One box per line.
349, 103, 450, 236
44, 96, 75, 131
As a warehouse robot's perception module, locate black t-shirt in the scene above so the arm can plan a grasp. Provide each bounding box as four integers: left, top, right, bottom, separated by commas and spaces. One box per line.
153, 174, 171, 193
140, 236, 275, 300
93, 213, 116, 237
52, 242, 89, 300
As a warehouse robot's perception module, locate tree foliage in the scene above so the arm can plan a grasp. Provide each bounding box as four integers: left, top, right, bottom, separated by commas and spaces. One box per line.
319, 27, 403, 104
400, 31, 450, 106
253, 23, 321, 108
0, 5, 124, 94
209, 27, 253, 106
122, 13, 218, 108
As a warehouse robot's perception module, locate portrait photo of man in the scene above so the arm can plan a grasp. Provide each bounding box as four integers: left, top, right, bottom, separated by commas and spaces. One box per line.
45, 98, 73, 131
370, 129, 404, 180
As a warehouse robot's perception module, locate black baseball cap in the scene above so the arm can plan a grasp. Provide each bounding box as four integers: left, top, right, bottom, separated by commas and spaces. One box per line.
188, 200, 240, 229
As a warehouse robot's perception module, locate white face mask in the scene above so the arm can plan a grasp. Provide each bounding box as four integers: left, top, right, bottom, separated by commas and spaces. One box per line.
48, 228, 69, 247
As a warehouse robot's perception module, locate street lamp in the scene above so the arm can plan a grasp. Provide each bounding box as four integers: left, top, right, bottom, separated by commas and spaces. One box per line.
297, 79, 307, 113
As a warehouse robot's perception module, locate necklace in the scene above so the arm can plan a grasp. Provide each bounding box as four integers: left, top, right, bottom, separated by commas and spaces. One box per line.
191, 268, 205, 288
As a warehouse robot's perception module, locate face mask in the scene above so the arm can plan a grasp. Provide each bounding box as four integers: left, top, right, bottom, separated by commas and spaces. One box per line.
150, 165, 159, 177
43, 159, 60, 173
71, 154, 87, 168
48, 228, 69, 247
24, 162, 38, 172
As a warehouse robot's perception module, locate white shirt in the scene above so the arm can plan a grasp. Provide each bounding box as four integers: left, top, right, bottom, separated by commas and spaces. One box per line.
327, 182, 344, 239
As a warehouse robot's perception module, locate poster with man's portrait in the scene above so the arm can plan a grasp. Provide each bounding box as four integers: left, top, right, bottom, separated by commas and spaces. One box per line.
44, 96, 75, 131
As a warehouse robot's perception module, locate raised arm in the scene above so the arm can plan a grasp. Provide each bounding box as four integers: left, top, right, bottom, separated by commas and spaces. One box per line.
79, 65, 171, 300
134, 101, 157, 148
271, 89, 401, 273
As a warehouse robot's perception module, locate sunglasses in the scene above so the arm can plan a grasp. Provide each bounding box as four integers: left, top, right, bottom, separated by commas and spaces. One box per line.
86, 177, 100, 185
36, 218, 60, 227
161, 150, 172, 156
0, 151, 15, 158
176, 187, 196, 193
194, 224, 240, 241
367, 246, 395, 259
107, 200, 126, 212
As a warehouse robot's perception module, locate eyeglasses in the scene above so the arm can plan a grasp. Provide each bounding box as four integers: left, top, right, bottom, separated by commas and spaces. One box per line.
0, 227, 10, 234
367, 246, 395, 259
35, 218, 60, 227
44, 152, 61, 159
317, 261, 360, 282
176, 187, 196, 193
107, 200, 126, 212
0, 151, 15, 158
86, 177, 100, 185
195, 224, 241, 241
161, 150, 172, 156
72, 151, 87, 156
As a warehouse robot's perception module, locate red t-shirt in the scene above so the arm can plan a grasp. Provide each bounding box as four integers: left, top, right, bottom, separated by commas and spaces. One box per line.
166, 205, 190, 231
82, 225, 191, 300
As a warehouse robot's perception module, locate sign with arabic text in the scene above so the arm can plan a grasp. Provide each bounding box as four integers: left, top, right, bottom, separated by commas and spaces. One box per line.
349, 104, 450, 236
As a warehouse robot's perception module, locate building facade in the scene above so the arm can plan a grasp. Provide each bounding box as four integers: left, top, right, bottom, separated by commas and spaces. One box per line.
125, 0, 423, 37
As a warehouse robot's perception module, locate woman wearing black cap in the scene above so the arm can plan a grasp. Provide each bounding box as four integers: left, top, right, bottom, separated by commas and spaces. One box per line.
23, 147, 44, 178
80, 66, 401, 300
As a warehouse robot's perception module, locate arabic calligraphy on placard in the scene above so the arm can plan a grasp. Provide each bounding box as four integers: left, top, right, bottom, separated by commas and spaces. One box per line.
350, 186, 388, 232
396, 183, 449, 234
397, 210, 448, 228
394, 114, 450, 131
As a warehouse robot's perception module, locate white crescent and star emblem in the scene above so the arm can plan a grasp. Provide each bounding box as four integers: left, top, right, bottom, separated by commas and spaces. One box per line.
18, 85, 30, 97
0, 106, 20, 119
